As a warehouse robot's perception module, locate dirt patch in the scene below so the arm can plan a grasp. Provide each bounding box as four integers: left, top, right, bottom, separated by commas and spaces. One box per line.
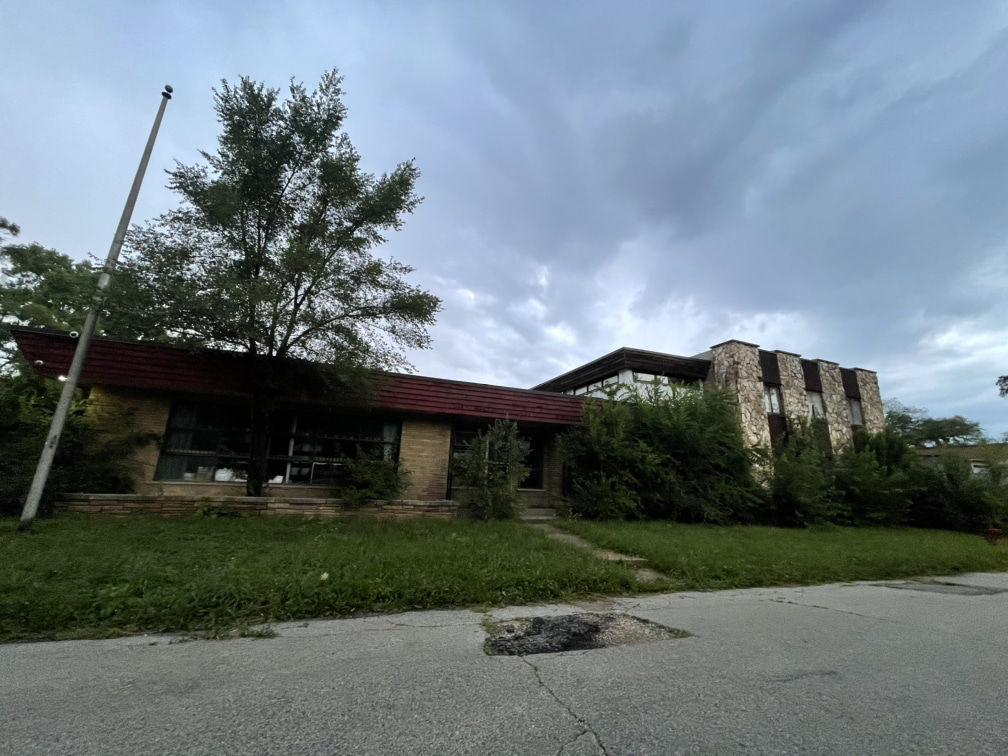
484, 613, 690, 656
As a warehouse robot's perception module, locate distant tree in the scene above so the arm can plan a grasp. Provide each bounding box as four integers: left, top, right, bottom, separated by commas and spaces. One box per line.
121, 70, 441, 496
998, 375, 1007, 397
0, 216, 19, 240
0, 243, 165, 369
884, 399, 984, 447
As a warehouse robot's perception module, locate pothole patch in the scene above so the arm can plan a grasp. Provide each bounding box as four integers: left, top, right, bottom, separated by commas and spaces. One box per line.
484, 613, 690, 656
883, 581, 1008, 596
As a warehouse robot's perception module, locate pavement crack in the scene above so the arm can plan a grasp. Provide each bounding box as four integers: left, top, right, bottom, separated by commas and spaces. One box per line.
555, 728, 594, 755
768, 598, 880, 620
520, 656, 609, 755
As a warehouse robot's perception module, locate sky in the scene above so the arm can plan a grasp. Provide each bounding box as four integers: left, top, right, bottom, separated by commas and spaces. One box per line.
2, 0, 1008, 436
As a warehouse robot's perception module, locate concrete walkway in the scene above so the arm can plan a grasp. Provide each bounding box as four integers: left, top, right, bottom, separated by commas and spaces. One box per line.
4, 572, 1007, 755
530, 522, 666, 582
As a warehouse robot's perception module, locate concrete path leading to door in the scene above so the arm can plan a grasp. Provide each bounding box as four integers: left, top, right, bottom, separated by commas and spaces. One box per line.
4, 572, 1008, 755
529, 522, 666, 582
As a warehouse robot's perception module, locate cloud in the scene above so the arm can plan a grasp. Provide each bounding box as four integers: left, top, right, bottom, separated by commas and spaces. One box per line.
2, 0, 1008, 435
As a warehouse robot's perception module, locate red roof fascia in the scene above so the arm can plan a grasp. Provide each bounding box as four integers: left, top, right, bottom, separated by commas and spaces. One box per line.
11, 328, 586, 425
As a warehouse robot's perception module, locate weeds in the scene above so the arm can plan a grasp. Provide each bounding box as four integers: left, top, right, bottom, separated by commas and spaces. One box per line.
0, 515, 643, 642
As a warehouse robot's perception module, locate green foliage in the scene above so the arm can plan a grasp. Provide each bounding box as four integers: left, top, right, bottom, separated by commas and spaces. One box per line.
767, 420, 1006, 532
0, 242, 169, 367
331, 447, 411, 508
0, 373, 153, 517
911, 451, 1008, 532
119, 70, 441, 495
453, 419, 530, 520
193, 499, 243, 518
883, 399, 983, 447
769, 419, 843, 527
0, 517, 645, 642
559, 385, 764, 523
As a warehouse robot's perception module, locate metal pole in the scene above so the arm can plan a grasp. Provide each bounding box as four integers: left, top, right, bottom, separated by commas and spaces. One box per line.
18, 85, 173, 532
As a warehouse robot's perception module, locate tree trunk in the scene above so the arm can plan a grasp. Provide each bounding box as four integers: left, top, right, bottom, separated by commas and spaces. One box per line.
246, 359, 274, 497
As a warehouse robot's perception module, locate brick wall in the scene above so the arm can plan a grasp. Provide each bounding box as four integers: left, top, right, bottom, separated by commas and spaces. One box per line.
86, 386, 171, 483
398, 418, 452, 501
58, 494, 462, 520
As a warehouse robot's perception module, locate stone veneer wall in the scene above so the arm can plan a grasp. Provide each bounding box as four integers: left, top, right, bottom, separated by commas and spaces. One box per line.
818, 360, 853, 451
398, 418, 452, 501
854, 369, 885, 434
775, 351, 809, 422
709, 341, 772, 449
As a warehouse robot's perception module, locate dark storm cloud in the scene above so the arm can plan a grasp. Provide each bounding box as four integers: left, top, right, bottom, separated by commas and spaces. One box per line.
2, 0, 1006, 432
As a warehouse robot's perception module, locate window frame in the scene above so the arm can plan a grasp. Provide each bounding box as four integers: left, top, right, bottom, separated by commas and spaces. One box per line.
155, 402, 401, 485
763, 384, 783, 415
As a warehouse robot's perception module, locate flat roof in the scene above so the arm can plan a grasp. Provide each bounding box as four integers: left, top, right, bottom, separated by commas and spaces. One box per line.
12, 327, 586, 426
532, 346, 711, 393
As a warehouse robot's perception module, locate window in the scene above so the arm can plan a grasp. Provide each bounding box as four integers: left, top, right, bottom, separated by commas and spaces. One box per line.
806, 391, 826, 419
763, 384, 783, 415
155, 402, 401, 485
848, 398, 864, 426
450, 422, 546, 490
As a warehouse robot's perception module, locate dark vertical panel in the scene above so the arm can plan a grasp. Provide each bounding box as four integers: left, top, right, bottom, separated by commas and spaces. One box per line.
801, 360, 822, 392
840, 368, 861, 399
758, 350, 781, 385
767, 414, 788, 447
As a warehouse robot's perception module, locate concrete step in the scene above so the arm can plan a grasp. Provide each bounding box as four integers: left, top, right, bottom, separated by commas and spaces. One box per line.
522, 507, 557, 521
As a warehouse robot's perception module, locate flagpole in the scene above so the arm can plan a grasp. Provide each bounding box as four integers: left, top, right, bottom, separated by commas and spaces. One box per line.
18, 85, 173, 532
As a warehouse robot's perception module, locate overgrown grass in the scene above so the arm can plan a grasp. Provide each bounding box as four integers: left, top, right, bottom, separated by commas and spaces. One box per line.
557, 520, 1008, 590
0, 516, 644, 642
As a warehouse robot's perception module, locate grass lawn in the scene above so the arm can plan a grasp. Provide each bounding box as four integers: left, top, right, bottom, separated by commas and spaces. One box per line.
0, 515, 645, 643
557, 520, 1008, 591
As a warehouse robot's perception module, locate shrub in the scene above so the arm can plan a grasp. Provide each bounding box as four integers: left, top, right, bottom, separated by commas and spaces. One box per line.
769, 418, 843, 527
330, 446, 411, 508
0, 372, 151, 517
560, 385, 764, 522
911, 452, 1008, 532
452, 419, 529, 520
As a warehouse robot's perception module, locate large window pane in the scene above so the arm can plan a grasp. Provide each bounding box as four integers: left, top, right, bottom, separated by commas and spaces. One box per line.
156, 401, 400, 485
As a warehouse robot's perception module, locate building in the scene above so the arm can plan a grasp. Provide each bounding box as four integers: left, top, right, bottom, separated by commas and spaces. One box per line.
534, 341, 884, 452
12, 329, 883, 511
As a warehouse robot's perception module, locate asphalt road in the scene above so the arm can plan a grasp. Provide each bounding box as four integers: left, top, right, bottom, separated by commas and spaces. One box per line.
3, 572, 1007, 755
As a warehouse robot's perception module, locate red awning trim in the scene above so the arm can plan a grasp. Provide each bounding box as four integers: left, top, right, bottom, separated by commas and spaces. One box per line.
11, 327, 586, 426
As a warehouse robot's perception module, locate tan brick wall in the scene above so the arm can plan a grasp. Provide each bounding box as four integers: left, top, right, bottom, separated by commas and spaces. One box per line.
399, 418, 452, 501
86, 386, 171, 484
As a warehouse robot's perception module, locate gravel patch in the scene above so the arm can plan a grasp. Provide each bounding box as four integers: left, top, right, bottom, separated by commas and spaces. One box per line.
484, 612, 690, 656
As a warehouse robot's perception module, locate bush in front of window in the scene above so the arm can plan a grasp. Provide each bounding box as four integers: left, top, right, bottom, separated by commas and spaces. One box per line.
330, 447, 411, 509
452, 419, 530, 520
559, 384, 765, 523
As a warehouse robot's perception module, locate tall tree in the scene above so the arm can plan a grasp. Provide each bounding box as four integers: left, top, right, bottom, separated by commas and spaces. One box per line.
998, 376, 1007, 397
121, 71, 441, 495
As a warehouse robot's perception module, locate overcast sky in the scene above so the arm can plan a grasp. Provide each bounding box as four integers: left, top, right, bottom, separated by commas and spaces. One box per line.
3, 1, 1008, 435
